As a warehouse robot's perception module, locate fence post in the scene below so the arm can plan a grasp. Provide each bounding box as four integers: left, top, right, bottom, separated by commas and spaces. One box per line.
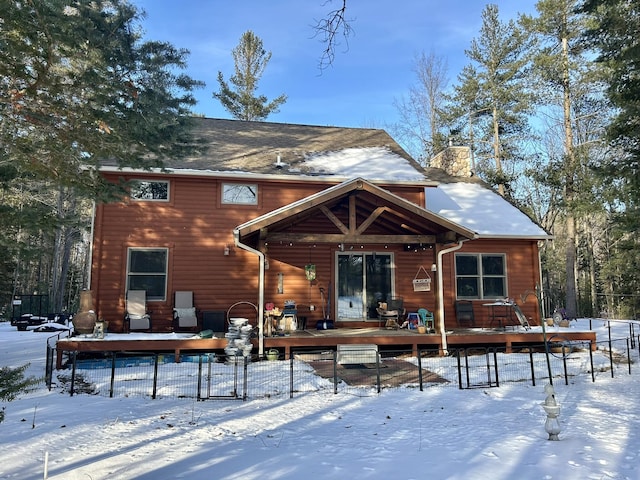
333, 350, 338, 394
529, 349, 536, 387
608, 322, 615, 378
289, 353, 294, 399
110, 352, 116, 398
70, 352, 77, 397
375, 351, 381, 394
456, 349, 463, 389
627, 338, 632, 375
417, 349, 423, 392
197, 355, 203, 401
589, 341, 595, 382
152, 353, 159, 399
492, 349, 499, 388
243, 355, 248, 401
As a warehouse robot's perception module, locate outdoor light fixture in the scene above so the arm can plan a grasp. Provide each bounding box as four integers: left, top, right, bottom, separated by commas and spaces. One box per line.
223, 245, 230, 256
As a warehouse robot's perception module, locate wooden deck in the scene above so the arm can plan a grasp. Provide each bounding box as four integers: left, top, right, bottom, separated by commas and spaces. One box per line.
55, 327, 597, 369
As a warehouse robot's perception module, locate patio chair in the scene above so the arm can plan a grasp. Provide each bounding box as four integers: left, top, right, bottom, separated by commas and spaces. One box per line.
173, 291, 199, 331
418, 308, 435, 332
377, 296, 405, 329
512, 303, 531, 330
454, 300, 475, 327
124, 290, 151, 332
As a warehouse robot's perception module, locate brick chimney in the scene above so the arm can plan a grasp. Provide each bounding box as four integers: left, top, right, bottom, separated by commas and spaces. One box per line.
430, 145, 472, 177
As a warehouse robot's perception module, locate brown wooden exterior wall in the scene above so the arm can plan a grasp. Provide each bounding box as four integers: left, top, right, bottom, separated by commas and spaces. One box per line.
90, 173, 541, 332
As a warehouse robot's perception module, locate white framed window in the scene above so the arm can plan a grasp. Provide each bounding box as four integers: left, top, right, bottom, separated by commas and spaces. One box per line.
222, 183, 258, 205
126, 248, 168, 301
455, 253, 507, 299
130, 180, 169, 201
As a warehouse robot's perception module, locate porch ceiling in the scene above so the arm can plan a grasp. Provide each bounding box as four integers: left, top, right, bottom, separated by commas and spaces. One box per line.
234, 178, 476, 248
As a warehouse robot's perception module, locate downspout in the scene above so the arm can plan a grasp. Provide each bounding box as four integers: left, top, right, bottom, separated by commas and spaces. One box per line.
233, 230, 265, 355
437, 239, 469, 354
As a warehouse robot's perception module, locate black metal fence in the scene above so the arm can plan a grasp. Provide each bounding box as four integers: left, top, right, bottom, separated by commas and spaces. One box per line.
47, 334, 638, 400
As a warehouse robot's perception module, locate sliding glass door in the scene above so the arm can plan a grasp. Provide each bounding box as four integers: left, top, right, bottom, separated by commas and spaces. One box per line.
337, 253, 393, 320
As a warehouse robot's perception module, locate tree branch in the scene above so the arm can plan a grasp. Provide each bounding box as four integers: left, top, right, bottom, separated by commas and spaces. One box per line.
313, 0, 352, 71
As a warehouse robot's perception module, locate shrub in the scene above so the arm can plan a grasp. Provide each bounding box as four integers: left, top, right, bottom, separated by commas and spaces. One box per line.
0, 364, 40, 423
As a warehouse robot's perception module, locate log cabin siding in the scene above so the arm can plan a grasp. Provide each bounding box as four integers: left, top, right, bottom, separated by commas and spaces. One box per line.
439, 239, 541, 328
91, 173, 541, 332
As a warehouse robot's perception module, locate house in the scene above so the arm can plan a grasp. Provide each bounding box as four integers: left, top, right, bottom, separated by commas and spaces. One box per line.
90, 118, 550, 350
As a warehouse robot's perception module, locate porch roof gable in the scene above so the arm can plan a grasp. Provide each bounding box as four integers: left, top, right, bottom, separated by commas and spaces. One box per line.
234, 178, 476, 247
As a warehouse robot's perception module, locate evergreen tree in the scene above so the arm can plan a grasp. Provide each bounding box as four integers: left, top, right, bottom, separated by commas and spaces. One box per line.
214, 31, 287, 121
0, 0, 203, 311
452, 4, 533, 196
521, 0, 609, 318
0, 364, 39, 423
580, 0, 640, 312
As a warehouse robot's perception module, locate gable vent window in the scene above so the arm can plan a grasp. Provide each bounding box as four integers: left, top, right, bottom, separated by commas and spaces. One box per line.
455, 253, 507, 299
222, 183, 258, 205
130, 180, 169, 201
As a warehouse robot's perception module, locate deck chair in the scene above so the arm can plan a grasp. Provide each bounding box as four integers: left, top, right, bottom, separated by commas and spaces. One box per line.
512, 303, 531, 330
173, 291, 199, 331
418, 308, 435, 332
377, 296, 405, 329
125, 290, 151, 332
455, 300, 475, 327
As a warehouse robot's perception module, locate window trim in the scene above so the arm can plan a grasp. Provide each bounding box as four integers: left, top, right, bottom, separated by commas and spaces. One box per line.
126, 248, 169, 301
455, 253, 507, 300
129, 179, 170, 202
221, 183, 258, 205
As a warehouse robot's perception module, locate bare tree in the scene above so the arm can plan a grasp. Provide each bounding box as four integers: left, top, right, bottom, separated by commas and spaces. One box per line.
392, 51, 449, 163
313, 0, 352, 70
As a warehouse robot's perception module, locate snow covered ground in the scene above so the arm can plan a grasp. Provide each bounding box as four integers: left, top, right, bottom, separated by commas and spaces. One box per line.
1, 319, 639, 480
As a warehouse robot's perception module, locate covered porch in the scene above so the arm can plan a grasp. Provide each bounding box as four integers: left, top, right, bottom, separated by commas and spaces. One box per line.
232, 177, 479, 355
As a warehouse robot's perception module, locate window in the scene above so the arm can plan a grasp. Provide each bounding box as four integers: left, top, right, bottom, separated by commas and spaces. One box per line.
126, 248, 168, 301
455, 253, 506, 299
222, 183, 257, 205
130, 180, 169, 201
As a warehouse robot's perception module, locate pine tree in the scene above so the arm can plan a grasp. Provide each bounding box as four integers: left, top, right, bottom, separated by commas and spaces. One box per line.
521, 0, 609, 318
453, 4, 533, 196
0, 364, 40, 423
214, 31, 287, 121
0, 0, 204, 311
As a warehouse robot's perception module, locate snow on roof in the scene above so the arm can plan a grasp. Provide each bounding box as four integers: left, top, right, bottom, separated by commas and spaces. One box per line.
425, 182, 550, 239
299, 147, 426, 181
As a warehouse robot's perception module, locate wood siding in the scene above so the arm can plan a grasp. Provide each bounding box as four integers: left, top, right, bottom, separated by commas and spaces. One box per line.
91, 174, 541, 331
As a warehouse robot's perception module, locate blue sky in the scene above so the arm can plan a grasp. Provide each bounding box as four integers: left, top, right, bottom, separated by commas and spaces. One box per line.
134, 1, 538, 129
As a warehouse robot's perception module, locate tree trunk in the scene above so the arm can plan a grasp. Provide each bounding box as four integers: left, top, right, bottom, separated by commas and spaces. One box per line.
561, 30, 578, 319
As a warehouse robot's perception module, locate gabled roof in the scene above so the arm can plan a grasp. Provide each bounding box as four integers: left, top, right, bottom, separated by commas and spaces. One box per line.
425, 178, 551, 240
234, 178, 476, 248
101, 117, 428, 183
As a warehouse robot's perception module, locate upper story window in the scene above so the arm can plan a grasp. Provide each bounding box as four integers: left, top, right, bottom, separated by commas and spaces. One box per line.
130, 180, 169, 201
222, 183, 257, 205
455, 253, 507, 299
126, 248, 168, 301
